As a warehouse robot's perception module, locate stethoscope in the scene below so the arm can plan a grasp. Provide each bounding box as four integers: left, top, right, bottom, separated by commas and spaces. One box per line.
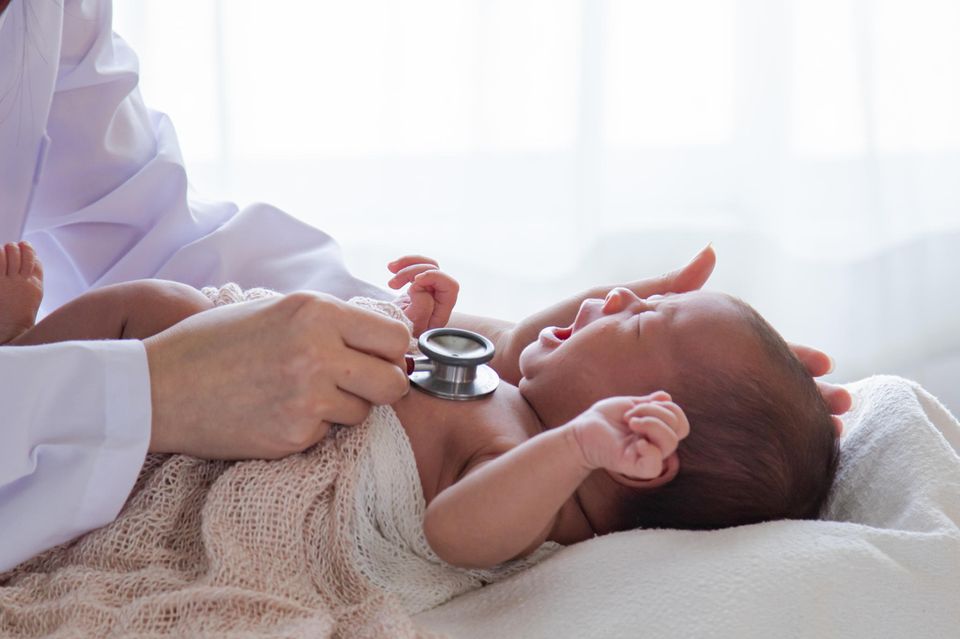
404, 328, 500, 400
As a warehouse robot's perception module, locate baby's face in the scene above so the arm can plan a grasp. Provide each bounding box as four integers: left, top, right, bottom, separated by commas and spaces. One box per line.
518, 288, 760, 429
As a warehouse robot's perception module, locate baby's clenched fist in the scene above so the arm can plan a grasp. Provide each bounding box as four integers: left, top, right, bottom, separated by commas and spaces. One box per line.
569, 393, 690, 480
387, 255, 460, 337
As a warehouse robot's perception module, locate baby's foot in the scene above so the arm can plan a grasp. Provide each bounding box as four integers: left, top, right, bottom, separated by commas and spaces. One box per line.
0, 241, 44, 344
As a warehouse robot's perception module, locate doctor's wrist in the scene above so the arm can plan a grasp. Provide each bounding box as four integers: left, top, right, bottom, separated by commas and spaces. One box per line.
143, 331, 185, 455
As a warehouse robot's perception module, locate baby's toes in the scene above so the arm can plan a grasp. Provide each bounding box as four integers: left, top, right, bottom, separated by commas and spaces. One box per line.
4, 242, 20, 277
18, 241, 38, 278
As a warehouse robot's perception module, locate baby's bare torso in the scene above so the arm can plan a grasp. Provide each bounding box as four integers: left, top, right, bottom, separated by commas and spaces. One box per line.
390, 383, 542, 505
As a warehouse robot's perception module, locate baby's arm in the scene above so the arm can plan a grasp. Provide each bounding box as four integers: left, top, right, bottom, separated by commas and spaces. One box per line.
423, 393, 689, 569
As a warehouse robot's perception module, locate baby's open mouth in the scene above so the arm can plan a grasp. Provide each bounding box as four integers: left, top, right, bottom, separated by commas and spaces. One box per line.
553, 325, 573, 341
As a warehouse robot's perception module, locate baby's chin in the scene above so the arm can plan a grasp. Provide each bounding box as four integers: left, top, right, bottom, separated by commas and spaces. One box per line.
515, 341, 538, 380
515, 376, 534, 406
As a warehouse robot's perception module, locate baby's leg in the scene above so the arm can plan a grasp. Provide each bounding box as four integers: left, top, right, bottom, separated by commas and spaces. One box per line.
0, 241, 45, 344
12, 279, 214, 346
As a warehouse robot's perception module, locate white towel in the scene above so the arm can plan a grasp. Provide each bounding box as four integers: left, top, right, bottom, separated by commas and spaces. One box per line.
415, 375, 960, 638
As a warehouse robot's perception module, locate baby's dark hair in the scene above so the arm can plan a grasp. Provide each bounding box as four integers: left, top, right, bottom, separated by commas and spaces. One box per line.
619, 299, 840, 530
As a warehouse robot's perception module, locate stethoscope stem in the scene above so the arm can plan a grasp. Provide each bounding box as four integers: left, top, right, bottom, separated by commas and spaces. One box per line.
405, 355, 432, 375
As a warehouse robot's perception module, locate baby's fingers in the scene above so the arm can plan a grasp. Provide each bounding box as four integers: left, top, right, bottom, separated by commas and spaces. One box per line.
388, 255, 439, 274
624, 401, 690, 440
412, 270, 460, 329
629, 439, 666, 480
628, 416, 680, 458
388, 263, 439, 289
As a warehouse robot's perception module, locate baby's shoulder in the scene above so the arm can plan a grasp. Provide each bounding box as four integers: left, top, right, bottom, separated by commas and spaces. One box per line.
393, 383, 533, 502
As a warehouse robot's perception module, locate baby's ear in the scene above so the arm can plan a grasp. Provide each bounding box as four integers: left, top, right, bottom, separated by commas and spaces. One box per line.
610, 454, 679, 490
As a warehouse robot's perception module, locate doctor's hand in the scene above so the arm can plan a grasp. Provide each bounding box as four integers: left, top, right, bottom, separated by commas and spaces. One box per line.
785, 343, 851, 435
144, 292, 410, 460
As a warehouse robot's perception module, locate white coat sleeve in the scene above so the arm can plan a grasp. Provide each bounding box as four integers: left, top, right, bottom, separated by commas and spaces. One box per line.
0, 340, 152, 573
25, 0, 388, 317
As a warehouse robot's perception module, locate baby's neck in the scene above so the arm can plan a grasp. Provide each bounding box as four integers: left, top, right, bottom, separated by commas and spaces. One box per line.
493, 381, 550, 440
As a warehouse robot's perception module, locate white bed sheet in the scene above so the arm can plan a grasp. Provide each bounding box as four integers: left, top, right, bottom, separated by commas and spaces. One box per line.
414, 375, 960, 638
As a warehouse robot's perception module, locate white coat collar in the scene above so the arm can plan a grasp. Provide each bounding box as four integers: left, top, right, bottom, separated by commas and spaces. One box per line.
0, 0, 62, 241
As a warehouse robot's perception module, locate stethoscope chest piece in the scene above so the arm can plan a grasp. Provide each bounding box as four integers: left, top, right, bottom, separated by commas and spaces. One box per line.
407, 328, 500, 400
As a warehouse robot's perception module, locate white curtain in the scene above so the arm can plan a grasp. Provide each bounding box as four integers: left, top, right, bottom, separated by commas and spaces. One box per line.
114, 0, 960, 412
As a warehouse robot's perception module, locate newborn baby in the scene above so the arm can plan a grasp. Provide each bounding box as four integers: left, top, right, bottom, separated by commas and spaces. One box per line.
395, 278, 840, 567
0, 241, 840, 572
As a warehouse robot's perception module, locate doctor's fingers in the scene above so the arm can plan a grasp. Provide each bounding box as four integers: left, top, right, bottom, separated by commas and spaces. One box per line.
789, 344, 854, 418
788, 342, 833, 377
332, 347, 410, 407
816, 380, 853, 416
320, 389, 373, 427
307, 298, 410, 362
626, 244, 716, 299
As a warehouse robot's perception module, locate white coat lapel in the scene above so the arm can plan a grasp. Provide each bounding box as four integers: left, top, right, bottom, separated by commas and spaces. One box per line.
0, 0, 62, 241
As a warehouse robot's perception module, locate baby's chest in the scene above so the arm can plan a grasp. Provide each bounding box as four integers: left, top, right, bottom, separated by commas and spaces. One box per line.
391, 387, 530, 505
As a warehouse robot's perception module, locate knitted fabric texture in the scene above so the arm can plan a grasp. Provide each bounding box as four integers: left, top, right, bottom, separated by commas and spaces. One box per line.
0, 285, 559, 638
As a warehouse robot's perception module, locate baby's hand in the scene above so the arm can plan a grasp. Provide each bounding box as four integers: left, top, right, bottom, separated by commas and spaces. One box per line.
570, 393, 690, 480
387, 255, 460, 337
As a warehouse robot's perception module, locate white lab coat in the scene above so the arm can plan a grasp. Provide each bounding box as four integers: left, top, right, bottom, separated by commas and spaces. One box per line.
0, 0, 387, 571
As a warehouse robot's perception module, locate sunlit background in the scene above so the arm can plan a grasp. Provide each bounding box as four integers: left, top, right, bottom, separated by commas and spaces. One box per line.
114, 0, 960, 412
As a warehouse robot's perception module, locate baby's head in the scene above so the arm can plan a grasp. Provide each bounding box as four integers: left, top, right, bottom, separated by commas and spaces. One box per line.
518, 288, 840, 531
